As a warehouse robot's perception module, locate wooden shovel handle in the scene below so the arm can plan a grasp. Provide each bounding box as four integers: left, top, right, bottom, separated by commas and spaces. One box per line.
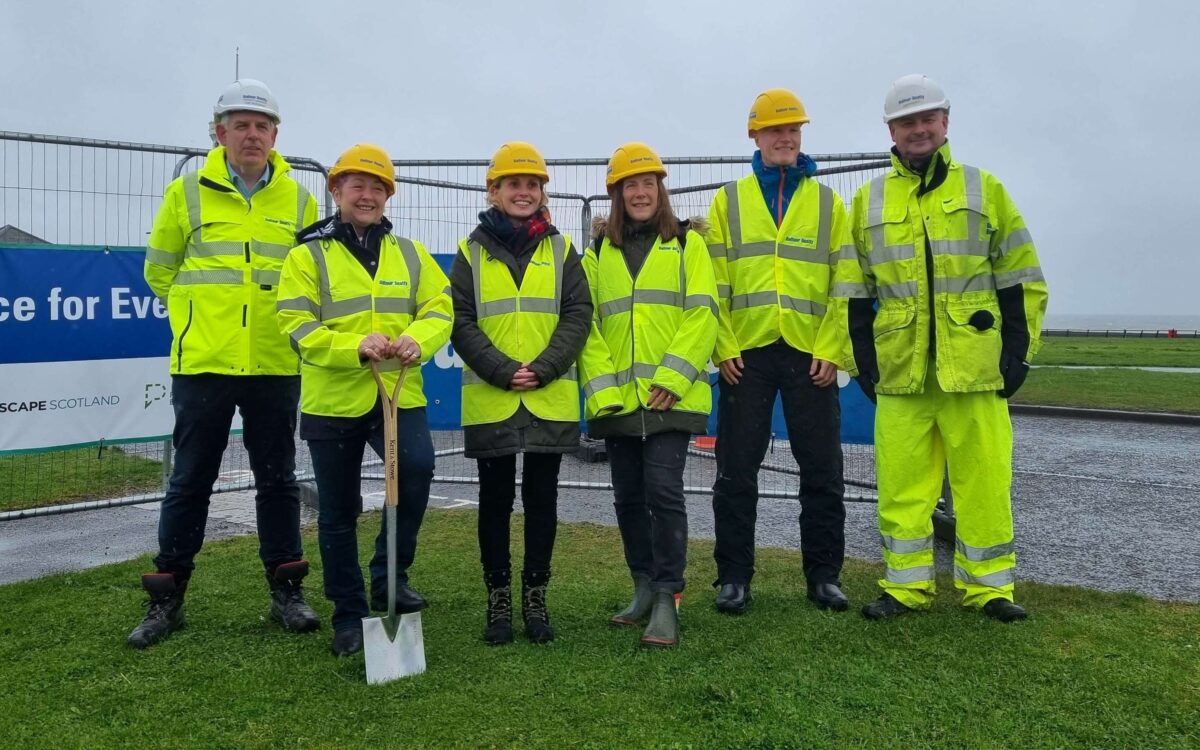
370, 361, 409, 510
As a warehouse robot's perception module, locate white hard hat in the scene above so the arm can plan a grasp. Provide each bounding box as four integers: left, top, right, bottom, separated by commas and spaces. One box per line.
213, 78, 280, 123
883, 74, 949, 123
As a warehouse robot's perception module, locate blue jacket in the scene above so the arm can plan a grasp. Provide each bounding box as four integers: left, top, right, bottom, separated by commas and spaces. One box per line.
752, 150, 818, 227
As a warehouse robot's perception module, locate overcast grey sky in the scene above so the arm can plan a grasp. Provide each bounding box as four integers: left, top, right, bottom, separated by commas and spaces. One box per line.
4, 0, 1197, 317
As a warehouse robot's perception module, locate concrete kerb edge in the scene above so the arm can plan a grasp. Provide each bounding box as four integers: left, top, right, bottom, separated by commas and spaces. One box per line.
1010, 403, 1200, 426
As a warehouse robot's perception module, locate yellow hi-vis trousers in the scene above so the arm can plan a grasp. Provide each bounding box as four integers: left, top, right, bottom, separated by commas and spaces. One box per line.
875, 374, 1017, 608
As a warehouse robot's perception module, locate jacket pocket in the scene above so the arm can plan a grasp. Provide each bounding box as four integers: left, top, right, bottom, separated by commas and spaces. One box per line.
943, 302, 1003, 388
873, 305, 917, 390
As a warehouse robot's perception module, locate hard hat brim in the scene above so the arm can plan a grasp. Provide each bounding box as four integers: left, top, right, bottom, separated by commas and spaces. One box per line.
748, 115, 810, 136
883, 99, 949, 123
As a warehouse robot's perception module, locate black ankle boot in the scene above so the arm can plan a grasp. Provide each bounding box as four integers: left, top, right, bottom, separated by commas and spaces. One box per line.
267, 560, 321, 632
483, 570, 514, 646
522, 570, 555, 644
127, 573, 188, 649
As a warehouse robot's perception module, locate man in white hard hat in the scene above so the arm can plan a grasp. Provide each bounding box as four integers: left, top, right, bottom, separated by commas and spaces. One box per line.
129, 79, 321, 648
845, 74, 1048, 622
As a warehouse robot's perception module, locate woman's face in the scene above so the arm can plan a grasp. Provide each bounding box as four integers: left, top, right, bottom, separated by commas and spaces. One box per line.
621, 173, 659, 223
490, 175, 544, 220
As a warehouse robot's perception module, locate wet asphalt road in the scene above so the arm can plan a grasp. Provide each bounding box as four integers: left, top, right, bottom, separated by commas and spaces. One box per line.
2, 414, 1197, 602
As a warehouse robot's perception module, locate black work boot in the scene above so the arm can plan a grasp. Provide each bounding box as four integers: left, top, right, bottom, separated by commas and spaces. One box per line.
861, 593, 913, 620
640, 591, 679, 648
522, 570, 555, 644
127, 573, 187, 649
714, 583, 751, 614
983, 598, 1028, 622
267, 561, 321, 632
610, 575, 653, 626
483, 570, 514, 646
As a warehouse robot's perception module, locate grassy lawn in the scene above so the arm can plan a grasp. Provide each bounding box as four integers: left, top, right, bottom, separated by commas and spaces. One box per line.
1015, 367, 1200, 414
1, 511, 1195, 749
0, 446, 162, 512
1037, 336, 1200, 367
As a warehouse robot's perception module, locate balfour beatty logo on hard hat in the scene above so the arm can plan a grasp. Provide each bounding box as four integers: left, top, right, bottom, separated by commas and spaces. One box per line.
898, 94, 926, 106
775, 105, 799, 113
513, 157, 538, 165
358, 158, 387, 169
630, 156, 654, 164
243, 94, 269, 105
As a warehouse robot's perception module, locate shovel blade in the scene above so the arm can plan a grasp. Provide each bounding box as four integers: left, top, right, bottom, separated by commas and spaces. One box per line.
362, 611, 426, 685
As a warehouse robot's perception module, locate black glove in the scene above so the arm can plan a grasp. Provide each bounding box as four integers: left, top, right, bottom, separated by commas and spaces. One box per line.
855, 361, 879, 404
998, 348, 1029, 398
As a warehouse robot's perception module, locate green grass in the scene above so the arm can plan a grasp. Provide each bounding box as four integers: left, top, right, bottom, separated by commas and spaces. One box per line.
1, 511, 1195, 749
1037, 336, 1200, 367
1015, 367, 1200, 414
0, 446, 162, 512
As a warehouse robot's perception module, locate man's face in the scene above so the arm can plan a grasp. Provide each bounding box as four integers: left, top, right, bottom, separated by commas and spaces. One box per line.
332, 173, 389, 228
888, 109, 949, 164
216, 111, 278, 174
752, 123, 802, 167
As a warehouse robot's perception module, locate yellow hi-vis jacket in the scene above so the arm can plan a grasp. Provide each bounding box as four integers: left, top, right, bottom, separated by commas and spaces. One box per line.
578, 229, 718, 421
458, 234, 580, 426
145, 147, 318, 375
275, 233, 452, 415
848, 143, 1048, 394
705, 174, 857, 367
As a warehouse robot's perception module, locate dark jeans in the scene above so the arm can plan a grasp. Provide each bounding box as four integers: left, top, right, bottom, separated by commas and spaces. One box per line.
155, 374, 301, 577
307, 408, 433, 632
712, 342, 845, 585
606, 431, 690, 594
477, 452, 561, 575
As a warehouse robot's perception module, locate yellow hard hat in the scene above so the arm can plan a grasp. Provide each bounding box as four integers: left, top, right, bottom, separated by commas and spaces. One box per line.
747, 88, 810, 135
605, 142, 667, 187
486, 141, 549, 186
328, 143, 395, 196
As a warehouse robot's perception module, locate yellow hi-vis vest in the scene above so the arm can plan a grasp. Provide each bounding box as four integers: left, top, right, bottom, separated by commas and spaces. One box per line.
458, 234, 580, 426
849, 143, 1048, 394
145, 147, 318, 375
578, 230, 718, 420
276, 234, 452, 415
705, 174, 853, 366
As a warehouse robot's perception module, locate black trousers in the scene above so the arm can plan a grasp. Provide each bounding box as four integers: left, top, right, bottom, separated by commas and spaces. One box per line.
712, 342, 845, 585
477, 452, 562, 575
606, 431, 690, 594
155, 374, 301, 577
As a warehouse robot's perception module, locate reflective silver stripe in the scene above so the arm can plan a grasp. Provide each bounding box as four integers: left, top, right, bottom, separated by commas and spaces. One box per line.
882, 534, 933, 554
188, 241, 242, 259
817, 183, 833, 256
520, 298, 560, 314
866, 175, 886, 226
934, 274, 995, 294
962, 166, 984, 256
780, 295, 825, 317
375, 297, 415, 315
954, 565, 1016, 588
866, 175, 888, 261
831, 281, 873, 299
462, 368, 485, 386
395, 236, 422, 311
930, 238, 990, 257
632, 363, 658, 380
716, 283, 732, 297
955, 538, 1015, 562
878, 280, 918, 299
145, 247, 180, 267
872, 243, 917, 264
684, 294, 716, 313
250, 241, 293, 260
730, 290, 777, 310
306, 240, 333, 321
468, 240, 485, 311
832, 243, 857, 263
423, 310, 451, 322
583, 373, 619, 398
295, 184, 311, 226
659, 353, 700, 383
708, 242, 726, 260
250, 268, 280, 286
613, 367, 633, 386
175, 268, 243, 285
276, 296, 319, 316
885, 565, 935, 584
994, 266, 1045, 289
996, 228, 1033, 256
723, 181, 742, 248
562, 364, 578, 382
730, 240, 776, 262
289, 319, 321, 345
480, 298, 517, 317
183, 173, 202, 236
600, 297, 632, 318
550, 234, 566, 315
777, 244, 825, 264
324, 295, 372, 318
634, 289, 681, 306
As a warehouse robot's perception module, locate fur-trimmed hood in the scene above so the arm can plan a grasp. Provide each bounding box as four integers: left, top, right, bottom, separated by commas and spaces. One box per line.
590, 215, 708, 243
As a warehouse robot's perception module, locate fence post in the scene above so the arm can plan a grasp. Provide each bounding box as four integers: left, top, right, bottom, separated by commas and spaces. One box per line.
580, 197, 593, 249
161, 438, 173, 491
